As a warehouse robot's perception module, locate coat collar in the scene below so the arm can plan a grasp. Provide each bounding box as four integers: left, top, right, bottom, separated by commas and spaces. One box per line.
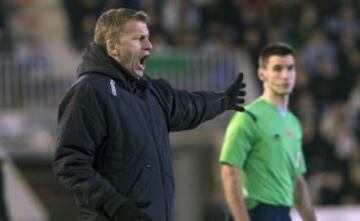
77, 42, 149, 93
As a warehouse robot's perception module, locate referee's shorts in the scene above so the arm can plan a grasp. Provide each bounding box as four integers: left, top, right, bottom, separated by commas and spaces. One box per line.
227, 203, 291, 221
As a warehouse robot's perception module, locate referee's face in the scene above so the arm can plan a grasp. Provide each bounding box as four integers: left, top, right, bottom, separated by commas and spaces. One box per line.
260, 55, 296, 97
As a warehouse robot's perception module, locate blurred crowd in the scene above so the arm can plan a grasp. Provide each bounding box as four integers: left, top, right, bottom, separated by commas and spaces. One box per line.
0, 0, 53, 73
0, 0, 359, 207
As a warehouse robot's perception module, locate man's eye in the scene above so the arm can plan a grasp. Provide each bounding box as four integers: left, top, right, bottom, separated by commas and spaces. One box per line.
274, 67, 282, 72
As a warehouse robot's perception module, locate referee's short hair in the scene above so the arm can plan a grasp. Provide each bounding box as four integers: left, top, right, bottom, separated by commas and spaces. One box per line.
258, 42, 294, 68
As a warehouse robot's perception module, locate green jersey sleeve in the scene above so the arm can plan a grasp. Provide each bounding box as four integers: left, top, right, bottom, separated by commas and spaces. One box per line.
297, 150, 307, 175
220, 112, 255, 168
295, 140, 307, 176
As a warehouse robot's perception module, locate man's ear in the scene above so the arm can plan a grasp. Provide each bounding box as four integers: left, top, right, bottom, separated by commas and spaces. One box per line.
258, 67, 266, 82
105, 39, 118, 57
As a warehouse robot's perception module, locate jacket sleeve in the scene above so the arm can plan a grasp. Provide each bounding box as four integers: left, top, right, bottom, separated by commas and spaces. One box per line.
152, 79, 225, 131
53, 79, 126, 217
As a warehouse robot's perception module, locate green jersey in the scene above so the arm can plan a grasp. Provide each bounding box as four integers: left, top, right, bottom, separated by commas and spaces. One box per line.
220, 97, 306, 208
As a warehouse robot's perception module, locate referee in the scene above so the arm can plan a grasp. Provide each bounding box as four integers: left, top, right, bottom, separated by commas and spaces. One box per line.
220, 42, 317, 221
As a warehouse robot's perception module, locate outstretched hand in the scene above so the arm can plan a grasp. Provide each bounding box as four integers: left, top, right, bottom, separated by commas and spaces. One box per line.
222, 73, 246, 111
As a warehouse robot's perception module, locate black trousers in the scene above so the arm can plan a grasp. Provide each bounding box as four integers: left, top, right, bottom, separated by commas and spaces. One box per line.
227, 203, 291, 221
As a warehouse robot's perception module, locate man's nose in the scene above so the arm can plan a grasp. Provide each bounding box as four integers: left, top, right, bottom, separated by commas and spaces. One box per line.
144, 39, 152, 51
281, 70, 291, 79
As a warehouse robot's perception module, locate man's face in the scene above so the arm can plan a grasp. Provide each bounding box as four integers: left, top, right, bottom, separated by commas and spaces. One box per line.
259, 55, 296, 97
110, 20, 152, 78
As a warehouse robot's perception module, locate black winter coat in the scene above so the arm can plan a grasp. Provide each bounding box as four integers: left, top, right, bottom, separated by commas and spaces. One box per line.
0, 163, 9, 221
53, 42, 225, 221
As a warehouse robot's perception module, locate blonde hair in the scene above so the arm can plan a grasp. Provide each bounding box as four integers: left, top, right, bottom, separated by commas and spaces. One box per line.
94, 8, 149, 46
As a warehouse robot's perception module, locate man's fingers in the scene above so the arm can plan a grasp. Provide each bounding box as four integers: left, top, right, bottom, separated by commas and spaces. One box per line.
237, 90, 246, 96
235, 72, 244, 84
223, 72, 246, 111
235, 83, 246, 90
234, 106, 245, 112
236, 98, 245, 104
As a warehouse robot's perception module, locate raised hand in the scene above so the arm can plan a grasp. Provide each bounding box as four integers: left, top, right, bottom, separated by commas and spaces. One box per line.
221, 73, 246, 111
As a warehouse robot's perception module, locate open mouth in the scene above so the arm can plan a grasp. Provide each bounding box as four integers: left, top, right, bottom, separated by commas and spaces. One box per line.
140, 55, 149, 66
137, 54, 149, 72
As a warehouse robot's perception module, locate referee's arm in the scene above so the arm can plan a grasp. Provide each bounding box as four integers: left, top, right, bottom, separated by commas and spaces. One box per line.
294, 175, 317, 221
221, 164, 250, 221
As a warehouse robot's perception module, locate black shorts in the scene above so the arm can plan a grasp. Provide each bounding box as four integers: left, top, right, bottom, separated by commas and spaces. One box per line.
227, 203, 291, 221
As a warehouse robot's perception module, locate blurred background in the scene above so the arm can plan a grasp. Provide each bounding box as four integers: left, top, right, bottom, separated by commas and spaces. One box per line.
0, 0, 359, 220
